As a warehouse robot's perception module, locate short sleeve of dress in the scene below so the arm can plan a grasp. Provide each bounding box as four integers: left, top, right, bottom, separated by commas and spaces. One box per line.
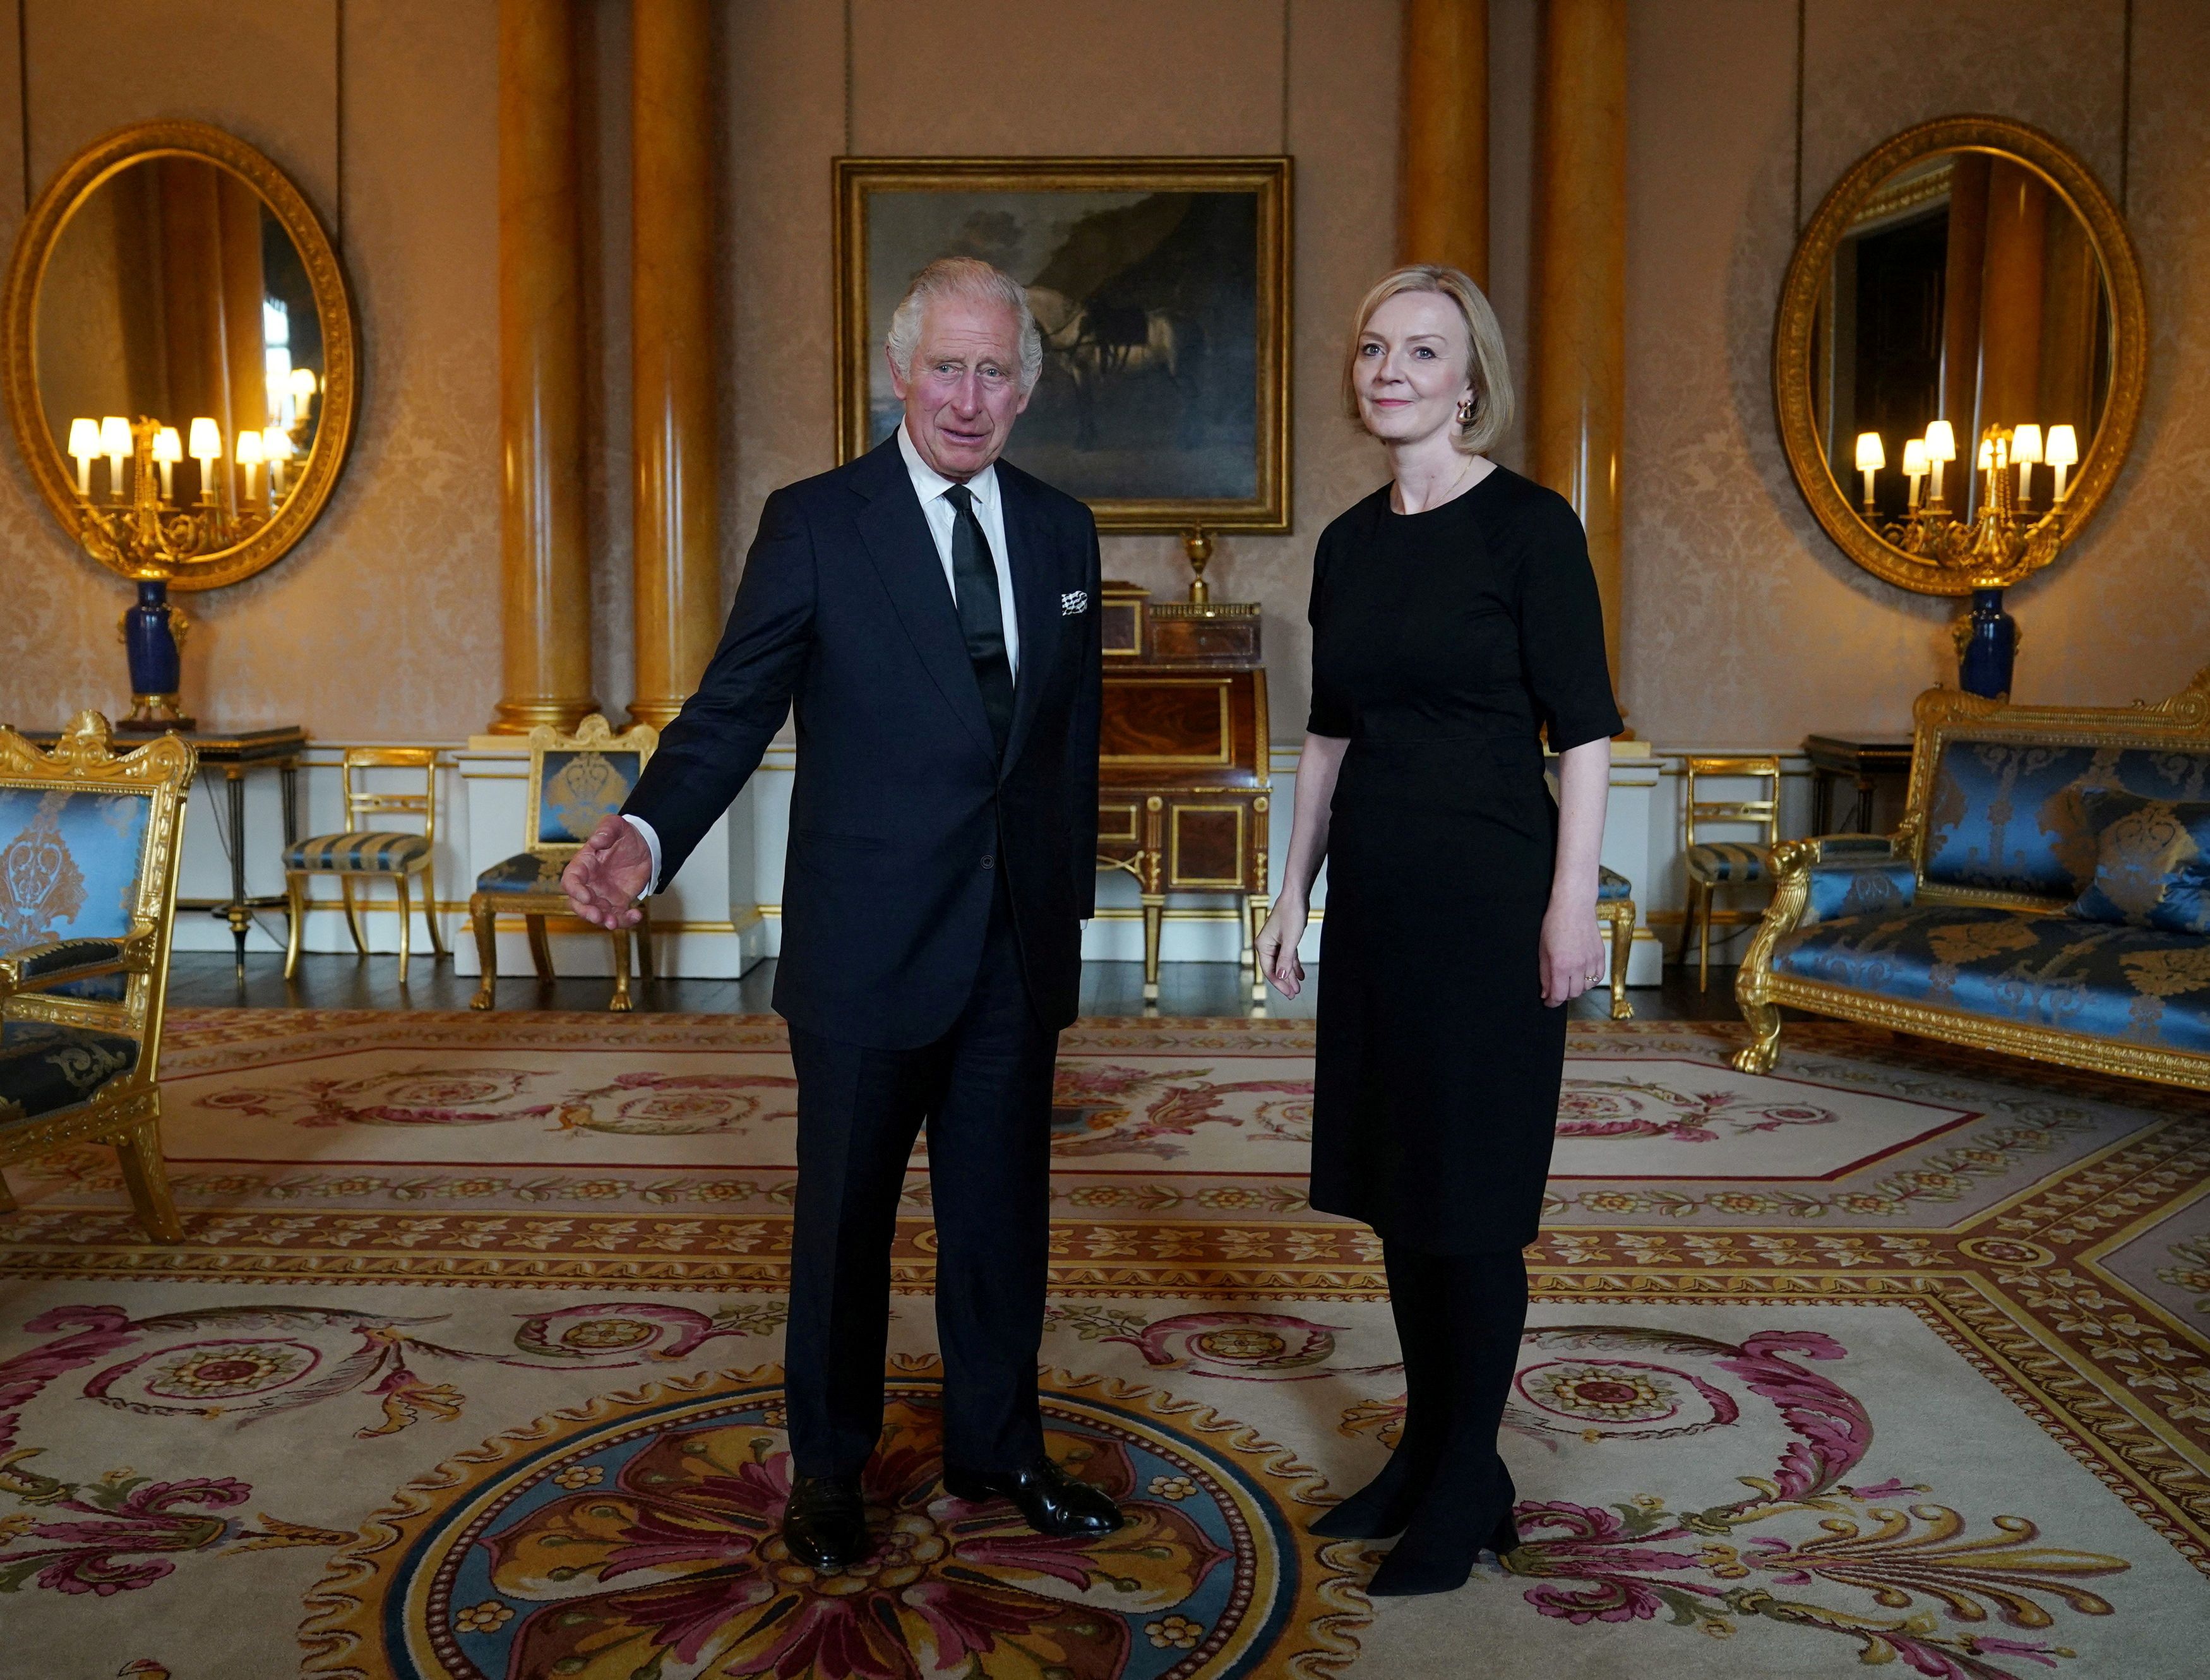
1515, 492, 1623, 753
1305, 525, 1355, 738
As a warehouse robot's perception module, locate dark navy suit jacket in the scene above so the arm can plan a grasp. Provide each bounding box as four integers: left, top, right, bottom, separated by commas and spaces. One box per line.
622, 435, 1103, 1048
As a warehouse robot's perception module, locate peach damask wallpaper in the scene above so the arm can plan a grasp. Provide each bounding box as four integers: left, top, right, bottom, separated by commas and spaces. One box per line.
0, 0, 2200, 749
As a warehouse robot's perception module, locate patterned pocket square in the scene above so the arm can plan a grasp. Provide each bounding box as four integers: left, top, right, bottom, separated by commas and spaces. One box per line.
1060, 590, 1090, 615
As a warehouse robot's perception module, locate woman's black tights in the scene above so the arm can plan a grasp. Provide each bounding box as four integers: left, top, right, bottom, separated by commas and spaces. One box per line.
1313, 1241, 1529, 1595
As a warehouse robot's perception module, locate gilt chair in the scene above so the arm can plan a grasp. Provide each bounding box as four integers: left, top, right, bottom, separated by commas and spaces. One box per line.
0, 714, 195, 1240
1679, 754, 1783, 990
282, 746, 445, 985
1596, 865, 1636, 1020
469, 714, 658, 1013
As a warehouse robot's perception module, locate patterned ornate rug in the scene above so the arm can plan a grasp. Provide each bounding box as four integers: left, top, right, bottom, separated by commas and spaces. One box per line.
1, 1011, 2206, 1679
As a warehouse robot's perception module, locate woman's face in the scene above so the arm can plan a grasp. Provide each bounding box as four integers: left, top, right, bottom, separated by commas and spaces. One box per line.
1353, 289, 1476, 446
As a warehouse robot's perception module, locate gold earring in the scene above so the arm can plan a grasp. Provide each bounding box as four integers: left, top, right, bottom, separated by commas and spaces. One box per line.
1456, 395, 1476, 425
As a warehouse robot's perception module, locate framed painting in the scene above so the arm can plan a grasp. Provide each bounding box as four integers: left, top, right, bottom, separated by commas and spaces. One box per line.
834, 157, 1292, 534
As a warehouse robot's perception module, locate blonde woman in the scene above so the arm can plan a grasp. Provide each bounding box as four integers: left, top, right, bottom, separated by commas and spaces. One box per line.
1255, 265, 1618, 1596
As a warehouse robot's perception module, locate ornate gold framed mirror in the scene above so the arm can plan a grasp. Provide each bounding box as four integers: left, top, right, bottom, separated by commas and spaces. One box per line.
1, 120, 357, 591
1774, 116, 2145, 595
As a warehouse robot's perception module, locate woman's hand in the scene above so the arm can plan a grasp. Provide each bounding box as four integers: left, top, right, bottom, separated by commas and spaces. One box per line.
1539, 897, 1606, 1008
1256, 897, 1310, 999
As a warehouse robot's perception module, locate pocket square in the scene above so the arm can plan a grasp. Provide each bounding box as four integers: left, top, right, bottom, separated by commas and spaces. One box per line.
1060, 590, 1090, 615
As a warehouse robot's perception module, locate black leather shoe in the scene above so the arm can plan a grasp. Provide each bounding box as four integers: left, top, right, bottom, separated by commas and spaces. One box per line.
782, 1472, 869, 1570
942, 1458, 1126, 1539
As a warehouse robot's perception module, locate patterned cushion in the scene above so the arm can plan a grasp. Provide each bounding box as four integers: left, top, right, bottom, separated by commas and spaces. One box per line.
1772, 905, 2210, 1054
2070, 792, 2210, 936
0, 1018, 140, 1122
1596, 866, 1632, 902
1801, 858, 1916, 926
0, 786, 150, 960
536, 751, 643, 845
1922, 741, 2210, 899
475, 852, 570, 894
1686, 840, 1770, 885
284, 831, 431, 873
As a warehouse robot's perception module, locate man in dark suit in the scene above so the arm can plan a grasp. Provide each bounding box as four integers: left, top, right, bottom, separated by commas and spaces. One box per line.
561, 258, 1112, 1570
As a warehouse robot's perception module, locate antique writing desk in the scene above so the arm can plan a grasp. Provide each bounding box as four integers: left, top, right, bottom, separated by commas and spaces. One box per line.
1095, 583, 1271, 1003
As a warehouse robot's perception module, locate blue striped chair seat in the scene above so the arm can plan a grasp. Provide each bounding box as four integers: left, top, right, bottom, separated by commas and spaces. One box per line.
1687, 840, 1771, 885
0, 1019, 141, 1123
285, 831, 431, 873
1598, 865, 1632, 902
475, 852, 570, 895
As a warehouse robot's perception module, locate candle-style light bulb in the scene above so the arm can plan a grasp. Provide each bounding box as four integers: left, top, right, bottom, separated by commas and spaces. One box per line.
2045, 423, 2079, 501
1923, 420, 1956, 506
1902, 437, 1928, 511
262, 424, 295, 498
1854, 431, 1885, 512
66, 417, 99, 497
99, 415, 131, 499
152, 425, 182, 502
234, 427, 264, 502
188, 416, 222, 503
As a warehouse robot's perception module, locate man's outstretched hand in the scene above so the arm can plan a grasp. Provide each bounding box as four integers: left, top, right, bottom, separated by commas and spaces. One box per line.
563, 814, 653, 929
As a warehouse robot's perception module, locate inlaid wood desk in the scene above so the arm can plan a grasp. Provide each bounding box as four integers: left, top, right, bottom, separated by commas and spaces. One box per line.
21, 723, 306, 983
1096, 585, 1270, 1003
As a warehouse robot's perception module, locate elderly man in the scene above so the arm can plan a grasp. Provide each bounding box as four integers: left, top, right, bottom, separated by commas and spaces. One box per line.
561, 257, 1111, 1568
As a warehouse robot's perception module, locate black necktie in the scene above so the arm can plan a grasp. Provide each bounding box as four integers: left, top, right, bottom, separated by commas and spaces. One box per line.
943, 483, 1013, 757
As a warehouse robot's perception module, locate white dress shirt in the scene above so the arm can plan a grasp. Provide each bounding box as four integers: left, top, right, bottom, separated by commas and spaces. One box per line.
624, 422, 1022, 895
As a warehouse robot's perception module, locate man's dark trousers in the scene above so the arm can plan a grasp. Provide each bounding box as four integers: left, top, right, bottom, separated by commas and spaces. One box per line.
783, 873, 1053, 1478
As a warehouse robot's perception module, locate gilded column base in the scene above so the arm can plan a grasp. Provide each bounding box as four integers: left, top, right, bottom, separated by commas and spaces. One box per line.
486, 696, 602, 736
623, 696, 689, 729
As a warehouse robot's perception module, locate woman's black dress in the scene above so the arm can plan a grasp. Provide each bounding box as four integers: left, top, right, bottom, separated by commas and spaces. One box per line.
1307, 466, 1621, 1253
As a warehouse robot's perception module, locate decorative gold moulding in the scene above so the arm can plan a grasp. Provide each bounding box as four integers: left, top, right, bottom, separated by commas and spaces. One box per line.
1773, 115, 2146, 597
1, 121, 359, 592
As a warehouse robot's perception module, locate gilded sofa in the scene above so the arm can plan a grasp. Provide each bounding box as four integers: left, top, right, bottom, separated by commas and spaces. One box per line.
1734, 669, 2210, 1090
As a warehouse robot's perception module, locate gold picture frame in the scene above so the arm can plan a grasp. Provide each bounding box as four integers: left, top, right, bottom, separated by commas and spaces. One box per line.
1, 120, 359, 592
834, 156, 1292, 534
1772, 115, 2146, 597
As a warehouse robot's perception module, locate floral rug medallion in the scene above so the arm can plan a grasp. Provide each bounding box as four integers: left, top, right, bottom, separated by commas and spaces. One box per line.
301, 1365, 1362, 1680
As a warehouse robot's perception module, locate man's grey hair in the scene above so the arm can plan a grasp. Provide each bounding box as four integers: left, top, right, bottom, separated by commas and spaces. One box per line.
885, 257, 1044, 393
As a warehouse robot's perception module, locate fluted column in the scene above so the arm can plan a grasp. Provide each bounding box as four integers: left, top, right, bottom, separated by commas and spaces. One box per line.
1529, 0, 1626, 686
628, 0, 722, 729
1399, 0, 1488, 286
489, 0, 597, 734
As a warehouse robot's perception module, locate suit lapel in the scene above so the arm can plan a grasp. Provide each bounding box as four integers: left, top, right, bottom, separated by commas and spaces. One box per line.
1001, 468, 1060, 771
850, 439, 997, 765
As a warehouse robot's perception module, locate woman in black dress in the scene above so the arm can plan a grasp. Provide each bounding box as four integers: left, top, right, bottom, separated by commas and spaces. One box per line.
1255, 265, 1620, 1597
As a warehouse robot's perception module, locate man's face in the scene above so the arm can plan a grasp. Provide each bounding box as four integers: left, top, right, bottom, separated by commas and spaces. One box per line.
888, 294, 1032, 480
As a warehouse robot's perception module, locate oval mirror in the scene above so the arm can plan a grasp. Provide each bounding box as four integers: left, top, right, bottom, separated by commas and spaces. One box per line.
1775, 116, 2145, 595
1, 121, 356, 591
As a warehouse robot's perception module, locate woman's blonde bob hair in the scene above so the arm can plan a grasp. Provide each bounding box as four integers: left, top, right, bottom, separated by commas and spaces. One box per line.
1341, 264, 1515, 457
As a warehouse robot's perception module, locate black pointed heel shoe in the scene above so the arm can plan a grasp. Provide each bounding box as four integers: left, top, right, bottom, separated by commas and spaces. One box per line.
1366, 1497, 1522, 1598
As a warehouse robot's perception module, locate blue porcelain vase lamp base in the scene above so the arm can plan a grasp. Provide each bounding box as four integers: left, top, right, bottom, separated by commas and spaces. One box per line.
119, 576, 194, 732
1956, 587, 2018, 702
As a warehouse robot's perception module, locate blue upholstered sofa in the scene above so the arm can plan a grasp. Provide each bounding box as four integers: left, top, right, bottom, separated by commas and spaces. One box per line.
1733, 669, 2210, 1090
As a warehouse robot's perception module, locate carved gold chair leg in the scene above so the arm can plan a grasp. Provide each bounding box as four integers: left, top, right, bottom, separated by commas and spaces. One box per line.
526, 914, 555, 980
1733, 997, 1783, 1075
340, 876, 368, 957
1248, 894, 1272, 1003
1697, 883, 1717, 992
608, 927, 634, 1012
1140, 895, 1165, 1004
114, 1112, 183, 1242
469, 897, 499, 1010
395, 875, 414, 986
421, 862, 448, 960
283, 873, 308, 980
635, 903, 655, 985
1609, 908, 1635, 1021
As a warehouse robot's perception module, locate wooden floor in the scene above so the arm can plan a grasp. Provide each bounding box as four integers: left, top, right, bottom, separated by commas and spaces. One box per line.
167, 951, 1752, 1023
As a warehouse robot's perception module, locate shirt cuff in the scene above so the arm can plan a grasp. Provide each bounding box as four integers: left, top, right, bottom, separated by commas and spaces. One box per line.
621, 814, 663, 898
